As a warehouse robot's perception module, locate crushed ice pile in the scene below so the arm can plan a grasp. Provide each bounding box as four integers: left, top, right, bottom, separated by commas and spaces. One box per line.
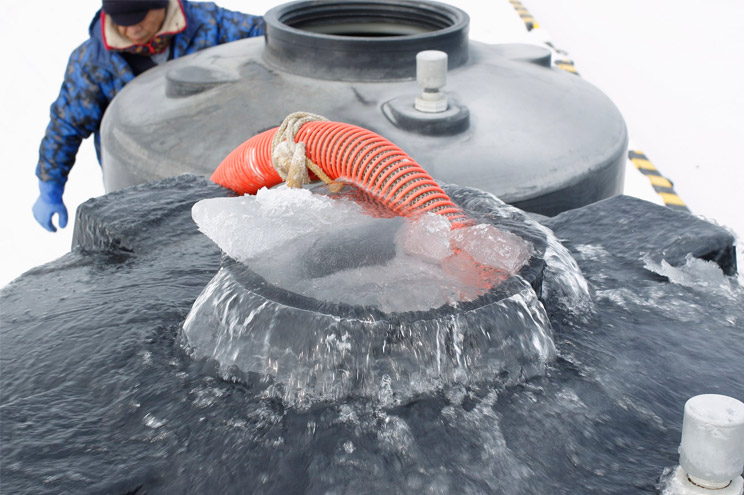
191, 186, 532, 313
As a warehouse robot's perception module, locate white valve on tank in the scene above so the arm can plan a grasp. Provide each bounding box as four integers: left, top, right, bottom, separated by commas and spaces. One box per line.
415, 50, 448, 113
665, 394, 744, 495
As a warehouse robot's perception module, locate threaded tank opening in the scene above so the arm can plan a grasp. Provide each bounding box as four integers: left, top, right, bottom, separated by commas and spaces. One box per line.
263, 0, 470, 81
277, 3, 458, 37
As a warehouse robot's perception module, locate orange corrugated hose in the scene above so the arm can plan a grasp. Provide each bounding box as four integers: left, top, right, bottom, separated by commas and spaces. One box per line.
211, 121, 471, 227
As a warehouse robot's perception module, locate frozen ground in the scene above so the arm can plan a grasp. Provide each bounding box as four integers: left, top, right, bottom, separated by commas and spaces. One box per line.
0, 0, 742, 288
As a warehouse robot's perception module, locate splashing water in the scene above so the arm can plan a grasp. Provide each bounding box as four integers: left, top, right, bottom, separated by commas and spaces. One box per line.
182, 261, 556, 404
540, 232, 594, 317
443, 184, 594, 318
184, 184, 557, 404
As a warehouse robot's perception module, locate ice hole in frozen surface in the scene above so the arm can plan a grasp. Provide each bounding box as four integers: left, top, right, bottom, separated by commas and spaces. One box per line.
191, 184, 532, 313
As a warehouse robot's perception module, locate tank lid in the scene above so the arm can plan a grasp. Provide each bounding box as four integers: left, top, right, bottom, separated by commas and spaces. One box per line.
262, 0, 470, 81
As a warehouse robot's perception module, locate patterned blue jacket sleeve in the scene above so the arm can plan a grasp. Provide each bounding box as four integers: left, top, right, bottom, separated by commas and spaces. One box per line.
37, 3, 264, 186
36, 41, 118, 185
212, 3, 266, 43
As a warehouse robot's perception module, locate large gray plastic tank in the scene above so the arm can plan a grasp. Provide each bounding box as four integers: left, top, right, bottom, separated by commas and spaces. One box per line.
101, 0, 628, 216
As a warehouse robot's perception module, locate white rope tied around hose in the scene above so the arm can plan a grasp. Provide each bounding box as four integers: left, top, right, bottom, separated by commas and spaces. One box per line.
270, 112, 342, 191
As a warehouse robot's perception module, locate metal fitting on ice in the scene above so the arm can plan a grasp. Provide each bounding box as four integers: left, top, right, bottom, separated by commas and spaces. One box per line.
415, 50, 448, 113
667, 394, 744, 494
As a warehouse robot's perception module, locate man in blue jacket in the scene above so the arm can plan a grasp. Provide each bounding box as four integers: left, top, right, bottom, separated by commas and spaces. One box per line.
33, 0, 265, 232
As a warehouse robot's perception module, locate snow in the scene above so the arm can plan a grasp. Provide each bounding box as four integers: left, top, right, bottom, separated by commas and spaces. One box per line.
1, 0, 742, 288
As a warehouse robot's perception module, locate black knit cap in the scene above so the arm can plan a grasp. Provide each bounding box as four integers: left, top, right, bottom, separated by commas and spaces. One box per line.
102, 0, 169, 26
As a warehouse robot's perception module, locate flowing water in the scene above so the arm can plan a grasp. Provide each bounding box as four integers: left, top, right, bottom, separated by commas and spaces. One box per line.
183, 184, 552, 404
0, 176, 741, 494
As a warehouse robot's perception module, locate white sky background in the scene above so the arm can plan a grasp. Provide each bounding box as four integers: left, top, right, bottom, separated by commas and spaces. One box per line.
0, 0, 742, 289
522, 0, 745, 239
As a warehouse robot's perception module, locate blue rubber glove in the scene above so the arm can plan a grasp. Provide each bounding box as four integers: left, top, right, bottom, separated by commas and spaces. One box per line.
32, 180, 68, 232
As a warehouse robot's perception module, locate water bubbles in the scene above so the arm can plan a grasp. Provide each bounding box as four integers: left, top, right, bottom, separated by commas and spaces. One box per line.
574, 243, 610, 261
325, 332, 352, 354
377, 375, 395, 408
444, 384, 467, 405
143, 413, 166, 429
337, 404, 360, 425
376, 414, 415, 456
140, 350, 152, 365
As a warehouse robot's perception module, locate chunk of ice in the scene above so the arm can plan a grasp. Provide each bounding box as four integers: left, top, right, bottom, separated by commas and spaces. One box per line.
192, 186, 364, 263
398, 213, 452, 262
192, 187, 533, 312
450, 223, 532, 274
643, 253, 732, 293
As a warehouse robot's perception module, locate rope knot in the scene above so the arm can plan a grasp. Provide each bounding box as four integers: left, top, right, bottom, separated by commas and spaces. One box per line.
270, 112, 342, 191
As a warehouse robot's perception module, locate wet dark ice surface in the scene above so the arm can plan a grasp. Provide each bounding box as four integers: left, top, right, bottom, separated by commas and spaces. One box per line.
1, 175, 741, 494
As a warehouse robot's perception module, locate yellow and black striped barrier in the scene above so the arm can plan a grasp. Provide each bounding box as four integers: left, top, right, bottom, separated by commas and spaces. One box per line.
507, 1, 688, 211
507, 1, 579, 76
508, 0, 539, 31
553, 59, 578, 75
628, 150, 689, 211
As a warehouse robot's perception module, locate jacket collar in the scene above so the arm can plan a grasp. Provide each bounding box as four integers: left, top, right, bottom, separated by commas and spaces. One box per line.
97, 0, 187, 54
